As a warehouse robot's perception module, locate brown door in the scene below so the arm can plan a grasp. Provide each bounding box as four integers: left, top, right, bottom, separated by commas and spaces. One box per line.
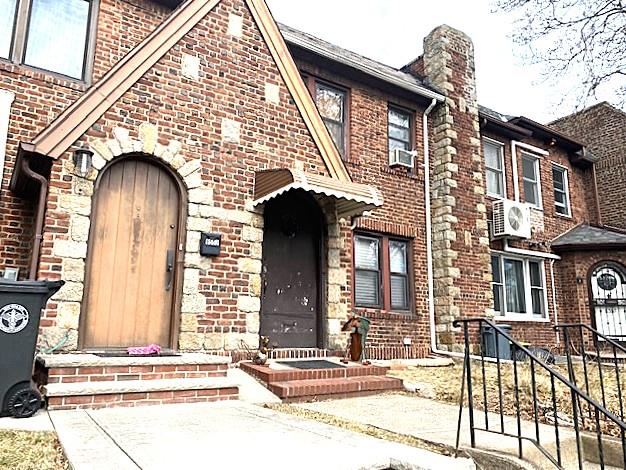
81, 158, 181, 349
260, 190, 323, 348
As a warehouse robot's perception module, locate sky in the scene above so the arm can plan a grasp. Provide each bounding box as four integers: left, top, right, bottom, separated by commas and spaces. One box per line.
265, 0, 590, 124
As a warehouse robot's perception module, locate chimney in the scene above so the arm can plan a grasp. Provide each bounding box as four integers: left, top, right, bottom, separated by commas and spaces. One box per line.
422, 25, 492, 351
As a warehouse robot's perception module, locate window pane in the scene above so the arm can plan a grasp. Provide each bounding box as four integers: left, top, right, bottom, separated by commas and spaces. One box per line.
323, 119, 344, 154
0, 0, 17, 59
531, 288, 545, 316
491, 256, 501, 283
355, 236, 379, 270
391, 275, 408, 310
522, 156, 536, 180
484, 142, 502, 170
389, 241, 407, 274
523, 179, 537, 205
389, 109, 409, 128
389, 138, 410, 153
493, 285, 503, 314
504, 258, 526, 313
355, 270, 380, 306
24, 0, 90, 79
529, 261, 543, 287
316, 85, 344, 122
486, 168, 503, 196
552, 167, 565, 190
389, 125, 410, 141
555, 203, 567, 215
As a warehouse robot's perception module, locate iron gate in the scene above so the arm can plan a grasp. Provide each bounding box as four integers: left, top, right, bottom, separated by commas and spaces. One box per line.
590, 262, 626, 340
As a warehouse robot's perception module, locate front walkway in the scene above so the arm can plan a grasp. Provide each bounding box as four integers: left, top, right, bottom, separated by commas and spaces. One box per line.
49, 401, 475, 470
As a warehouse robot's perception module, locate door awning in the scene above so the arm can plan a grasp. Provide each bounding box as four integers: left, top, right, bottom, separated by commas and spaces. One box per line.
253, 168, 383, 219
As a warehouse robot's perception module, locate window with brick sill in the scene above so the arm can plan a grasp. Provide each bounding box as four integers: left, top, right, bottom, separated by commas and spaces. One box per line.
354, 233, 412, 312
1, 0, 98, 81
491, 253, 547, 321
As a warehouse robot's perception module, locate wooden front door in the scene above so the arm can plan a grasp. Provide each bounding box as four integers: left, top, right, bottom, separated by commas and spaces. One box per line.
260, 190, 323, 348
81, 158, 182, 349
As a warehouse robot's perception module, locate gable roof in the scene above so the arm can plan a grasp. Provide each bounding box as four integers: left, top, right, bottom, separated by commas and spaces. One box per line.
552, 224, 626, 251
279, 23, 444, 103
23, 0, 351, 182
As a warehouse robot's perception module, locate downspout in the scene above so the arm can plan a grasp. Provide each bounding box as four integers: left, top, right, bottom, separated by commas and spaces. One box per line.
21, 154, 48, 280
423, 98, 464, 359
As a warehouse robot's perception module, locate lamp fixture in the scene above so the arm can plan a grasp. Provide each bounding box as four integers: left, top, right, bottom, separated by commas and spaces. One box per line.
73, 148, 93, 177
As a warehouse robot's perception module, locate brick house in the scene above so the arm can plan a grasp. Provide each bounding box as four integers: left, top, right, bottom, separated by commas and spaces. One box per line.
0, 0, 624, 362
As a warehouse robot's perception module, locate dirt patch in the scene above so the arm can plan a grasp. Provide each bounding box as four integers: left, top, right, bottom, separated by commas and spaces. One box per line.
0, 430, 69, 470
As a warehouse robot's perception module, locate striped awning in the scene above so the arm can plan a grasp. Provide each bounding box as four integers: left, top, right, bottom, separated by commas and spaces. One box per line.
253, 168, 383, 218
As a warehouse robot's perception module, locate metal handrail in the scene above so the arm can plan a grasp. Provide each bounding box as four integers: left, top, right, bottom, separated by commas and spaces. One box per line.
454, 317, 626, 470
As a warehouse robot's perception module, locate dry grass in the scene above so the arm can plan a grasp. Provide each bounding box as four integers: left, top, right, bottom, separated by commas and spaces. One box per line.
0, 430, 69, 470
390, 360, 626, 437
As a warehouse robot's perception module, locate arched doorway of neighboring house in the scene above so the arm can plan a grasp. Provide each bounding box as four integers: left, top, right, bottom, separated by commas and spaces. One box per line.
80, 156, 185, 349
259, 189, 325, 349
589, 261, 626, 339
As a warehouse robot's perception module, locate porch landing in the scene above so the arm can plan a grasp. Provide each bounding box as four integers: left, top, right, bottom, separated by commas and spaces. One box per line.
240, 357, 403, 402
35, 353, 238, 410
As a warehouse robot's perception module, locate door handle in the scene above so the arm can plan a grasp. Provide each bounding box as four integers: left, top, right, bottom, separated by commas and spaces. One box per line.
165, 249, 174, 291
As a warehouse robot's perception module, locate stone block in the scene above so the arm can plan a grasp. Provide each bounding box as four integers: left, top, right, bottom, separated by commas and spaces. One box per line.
70, 215, 91, 242
139, 123, 158, 154
203, 333, 224, 350
246, 312, 260, 334
181, 293, 206, 313
180, 313, 199, 332
184, 253, 212, 270
237, 295, 260, 313
113, 127, 133, 153
221, 118, 240, 144
327, 302, 348, 319
56, 302, 81, 330
328, 248, 341, 268
265, 83, 280, 104
91, 152, 107, 171
62, 258, 86, 282
52, 281, 84, 302
328, 268, 347, 286
238, 258, 261, 274
242, 226, 263, 243
89, 140, 113, 161
73, 178, 94, 197
178, 159, 201, 178
328, 284, 341, 303
187, 217, 212, 232
184, 171, 203, 189
168, 140, 182, 157
223, 333, 258, 350
185, 231, 201, 254
170, 154, 186, 170
181, 53, 200, 80
250, 274, 262, 297
249, 242, 262, 260
53, 240, 87, 259
183, 268, 199, 295
106, 138, 122, 157
188, 187, 213, 205
227, 13, 243, 37
178, 332, 204, 351
59, 194, 91, 216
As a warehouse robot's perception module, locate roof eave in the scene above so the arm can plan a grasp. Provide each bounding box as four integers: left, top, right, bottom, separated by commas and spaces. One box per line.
552, 242, 626, 253
479, 113, 532, 140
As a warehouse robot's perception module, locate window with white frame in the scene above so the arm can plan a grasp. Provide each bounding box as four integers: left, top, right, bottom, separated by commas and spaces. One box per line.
552, 164, 571, 216
1, 0, 97, 80
491, 254, 547, 319
521, 152, 541, 208
483, 139, 505, 198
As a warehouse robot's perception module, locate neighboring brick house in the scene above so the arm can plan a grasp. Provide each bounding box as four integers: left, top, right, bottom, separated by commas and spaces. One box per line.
1, 0, 623, 361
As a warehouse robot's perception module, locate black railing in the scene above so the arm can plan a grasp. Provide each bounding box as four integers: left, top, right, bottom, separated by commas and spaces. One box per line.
454, 318, 626, 470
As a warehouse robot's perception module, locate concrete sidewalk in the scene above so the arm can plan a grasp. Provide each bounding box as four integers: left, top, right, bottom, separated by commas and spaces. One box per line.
49, 401, 475, 470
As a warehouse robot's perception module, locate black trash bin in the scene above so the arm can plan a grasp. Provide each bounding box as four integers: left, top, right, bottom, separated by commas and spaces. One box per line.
481, 324, 512, 360
0, 279, 64, 418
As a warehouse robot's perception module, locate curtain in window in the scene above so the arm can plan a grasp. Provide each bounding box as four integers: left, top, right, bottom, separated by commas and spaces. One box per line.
529, 261, 545, 316
504, 258, 526, 313
0, 0, 17, 59
24, 0, 90, 79
354, 236, 380, 306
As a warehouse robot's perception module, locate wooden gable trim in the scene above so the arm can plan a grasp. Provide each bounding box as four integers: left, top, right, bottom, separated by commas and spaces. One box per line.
27, 0, 352, 182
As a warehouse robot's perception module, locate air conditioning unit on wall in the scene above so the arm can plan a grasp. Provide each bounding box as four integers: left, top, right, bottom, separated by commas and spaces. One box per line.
389, 148, 416, 169
492, 199, 531, 239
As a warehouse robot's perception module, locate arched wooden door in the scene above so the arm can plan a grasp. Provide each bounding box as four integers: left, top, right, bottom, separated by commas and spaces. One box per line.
81, 158, 183, 349
260, 190, 324, 348
590, 262, 626, 339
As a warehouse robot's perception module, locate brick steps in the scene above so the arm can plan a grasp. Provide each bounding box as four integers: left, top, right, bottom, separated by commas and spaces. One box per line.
36, 353, 238, 410
240, 360, 403, 403
45, 377, 239, 410
270, 375, 403, 401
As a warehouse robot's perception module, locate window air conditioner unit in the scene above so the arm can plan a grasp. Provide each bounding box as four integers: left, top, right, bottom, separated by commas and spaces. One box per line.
492, 199, 531, 239
389, 148, 416, 169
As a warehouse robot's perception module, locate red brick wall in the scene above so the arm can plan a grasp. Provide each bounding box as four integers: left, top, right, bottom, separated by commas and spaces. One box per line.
551, 102, 626, 230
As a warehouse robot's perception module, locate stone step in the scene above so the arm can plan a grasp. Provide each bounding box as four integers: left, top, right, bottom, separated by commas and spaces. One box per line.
240, 361, 388, 383
269, 375, 403, 402
44, 377, 239, 410
36, 353, 230, 384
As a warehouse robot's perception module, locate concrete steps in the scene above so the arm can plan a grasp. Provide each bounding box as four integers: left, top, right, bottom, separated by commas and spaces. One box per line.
36, 353, 238, 410
240, 359, 403, 402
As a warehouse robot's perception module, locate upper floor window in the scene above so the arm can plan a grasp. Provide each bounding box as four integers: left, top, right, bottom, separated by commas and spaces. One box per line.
354, 233, 412, 312
388, 106, 412, 153
552, 164, 571, 216
521, 152, 541, 208
491, 254, 546, 320
0, 0, 96, 80
315, 82, 347, 157
484, 139, 505, 198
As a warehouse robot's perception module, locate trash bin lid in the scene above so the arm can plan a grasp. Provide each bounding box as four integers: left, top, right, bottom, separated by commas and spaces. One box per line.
0, 279, 64, 294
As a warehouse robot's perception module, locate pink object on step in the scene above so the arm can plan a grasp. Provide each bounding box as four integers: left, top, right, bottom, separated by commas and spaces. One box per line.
127, 344, 161, 355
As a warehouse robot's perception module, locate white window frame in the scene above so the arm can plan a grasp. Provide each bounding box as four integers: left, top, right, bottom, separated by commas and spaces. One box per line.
483, 137, 506, 199
551, 162, 571, 217
521, 151, 543, 209
491, 252, 549, 322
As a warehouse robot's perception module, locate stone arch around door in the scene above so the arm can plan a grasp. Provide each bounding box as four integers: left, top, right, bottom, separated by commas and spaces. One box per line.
588, 261, 626, 339
48, 124, 214, 351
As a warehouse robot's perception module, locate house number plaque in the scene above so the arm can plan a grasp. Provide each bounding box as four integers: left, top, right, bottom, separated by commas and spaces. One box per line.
200, 233, 221, 256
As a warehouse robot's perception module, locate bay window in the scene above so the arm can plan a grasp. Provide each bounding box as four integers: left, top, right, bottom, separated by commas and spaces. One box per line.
354, 233, 412, 312
0, 0, 97, 80
491, 254, 547, 320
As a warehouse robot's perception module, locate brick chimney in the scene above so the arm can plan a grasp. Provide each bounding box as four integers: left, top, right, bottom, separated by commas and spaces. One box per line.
422, 25, 493, 351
